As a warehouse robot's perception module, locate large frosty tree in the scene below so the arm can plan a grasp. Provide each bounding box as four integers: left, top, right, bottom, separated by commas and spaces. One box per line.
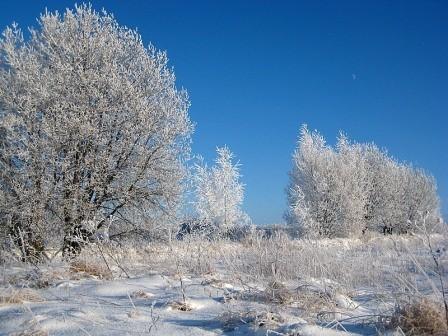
194, 147, 249, 234
0, 5, 193, 259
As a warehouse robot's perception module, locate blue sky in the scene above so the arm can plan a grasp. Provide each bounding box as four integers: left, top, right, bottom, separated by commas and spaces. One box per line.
1, 1, 447, 224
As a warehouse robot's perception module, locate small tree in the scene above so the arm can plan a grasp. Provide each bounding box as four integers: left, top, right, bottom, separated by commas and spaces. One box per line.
0, 4, 193, 258
398, 166, 441, 233
334, 133, 370, 236
285, 125, 341, 238
194, 147, 249, 235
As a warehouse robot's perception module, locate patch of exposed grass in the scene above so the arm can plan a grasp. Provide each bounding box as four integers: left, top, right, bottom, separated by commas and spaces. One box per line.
218, 310, 285, 332
69, 260, 112, 280
0, 288, 43, 305
168, 300, 193, 311
390, 298, 448, 335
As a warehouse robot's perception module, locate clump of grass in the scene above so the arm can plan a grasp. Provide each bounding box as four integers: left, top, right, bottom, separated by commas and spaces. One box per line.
27, 269, 70, 289
218, 311, 247, 332
390, 298, 448, 335
0, 288, 43, 305
127, 308, 142, 318
9, 329, 49, 336
3, 267, 72, 291
264, 280, 295, 304
295, 284, 336, 313
218, 310, 285, 332
250, 310, 285, 329
69, 260, 112, 280
130, 289, 154, 299
168, 300, 192, 311
262, 280, 337, 316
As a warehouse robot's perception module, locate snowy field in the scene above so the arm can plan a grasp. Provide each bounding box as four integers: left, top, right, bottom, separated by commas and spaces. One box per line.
0, 3, 446, 336
1, 234, 447, 336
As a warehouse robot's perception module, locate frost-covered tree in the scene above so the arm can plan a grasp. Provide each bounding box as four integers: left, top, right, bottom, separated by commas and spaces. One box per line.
194, 147, 249, 234
362, 144, 400, 232
391, 164, 440, 233
334, 133, 370, 236
286, 125, 441, 238
0, 5, 193, 258
285, 125, 341, 238
363, 146, 440, 234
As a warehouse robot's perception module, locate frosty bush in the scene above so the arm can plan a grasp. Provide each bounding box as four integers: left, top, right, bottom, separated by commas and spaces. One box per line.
0, 4, 193, 259
193, 147, 249, 235
286, 125, 441, 238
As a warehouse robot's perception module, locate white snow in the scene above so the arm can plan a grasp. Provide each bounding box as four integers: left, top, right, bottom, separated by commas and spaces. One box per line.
0, 269, 379, 336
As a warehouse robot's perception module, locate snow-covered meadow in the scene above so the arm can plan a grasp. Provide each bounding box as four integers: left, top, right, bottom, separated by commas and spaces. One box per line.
1, 4, 447, 336
1, 232, 448, 335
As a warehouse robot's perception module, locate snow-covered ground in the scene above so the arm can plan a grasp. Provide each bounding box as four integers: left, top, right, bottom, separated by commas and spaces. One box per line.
1, 235, 447, 335
0, 271, 378, 335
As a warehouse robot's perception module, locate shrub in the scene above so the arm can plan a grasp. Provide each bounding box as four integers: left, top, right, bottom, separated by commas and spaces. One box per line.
390, 299, 448, 335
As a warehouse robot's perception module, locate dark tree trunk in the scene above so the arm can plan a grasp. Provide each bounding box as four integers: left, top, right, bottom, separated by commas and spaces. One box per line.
62, 224, 93, 259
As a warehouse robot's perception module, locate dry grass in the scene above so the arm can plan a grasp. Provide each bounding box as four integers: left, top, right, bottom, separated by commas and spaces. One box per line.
141, 237, 220, 277
9, 330, 49, 336
296, 285, 337, 315
263, 280, 338, 320
130, 289, 155, 299
2, 233, 447, 334
168, 300, 193, 311
130, 233, 448, 325
220, 233, 448, 293
264, 280, 295, 304
2, 268, 70, 289
127, 308, 143, 318
390, 298, 448, 335
59, 232, 447, 295
218, 310, 285, 332
69, 260, 112, 280
0, 288, 43, 305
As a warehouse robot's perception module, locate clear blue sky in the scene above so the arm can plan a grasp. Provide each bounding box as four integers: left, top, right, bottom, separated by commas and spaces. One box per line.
1, 1, 447, 224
